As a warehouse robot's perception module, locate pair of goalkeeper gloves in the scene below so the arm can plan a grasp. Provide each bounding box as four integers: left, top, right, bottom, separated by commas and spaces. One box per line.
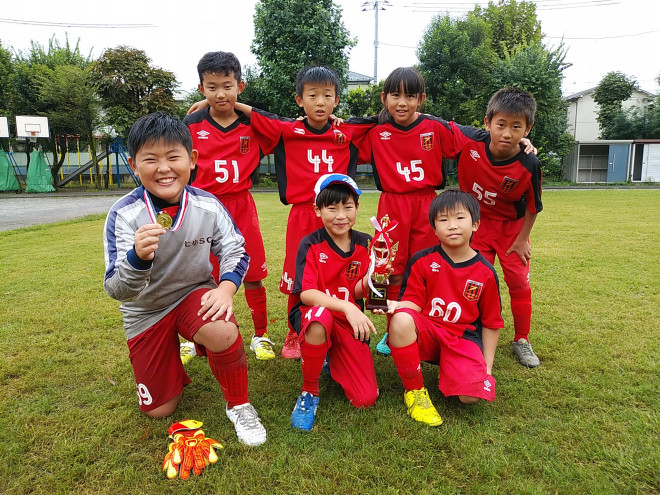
162, 419, 223, 480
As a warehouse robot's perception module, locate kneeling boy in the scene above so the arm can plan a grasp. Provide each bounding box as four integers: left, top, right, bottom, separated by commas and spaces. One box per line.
103, 112, 266, 446
288, 174, 379, 431
387, 190, 504, 426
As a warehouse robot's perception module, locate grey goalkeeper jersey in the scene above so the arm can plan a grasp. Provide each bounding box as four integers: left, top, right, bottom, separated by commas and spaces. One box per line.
103, 185, 249, 340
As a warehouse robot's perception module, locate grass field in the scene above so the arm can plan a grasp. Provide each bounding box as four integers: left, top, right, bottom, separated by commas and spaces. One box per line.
0, 189, 658, 494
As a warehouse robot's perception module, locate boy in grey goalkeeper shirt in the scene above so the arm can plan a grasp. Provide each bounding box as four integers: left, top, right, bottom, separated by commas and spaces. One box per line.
103, 112, 266, 446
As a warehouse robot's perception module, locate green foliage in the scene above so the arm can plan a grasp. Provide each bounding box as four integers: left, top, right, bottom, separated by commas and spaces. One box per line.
593, 71, 638, 139
473, 0, 542, 58
238, 65, 273, 111
174, 88, 204, 120
417, 14, 495, 124
488, 42, 575, 179
0, 40, 13, 116
251, 0, 356, 117
90, 46, 178, 136
340, 82, 383, 118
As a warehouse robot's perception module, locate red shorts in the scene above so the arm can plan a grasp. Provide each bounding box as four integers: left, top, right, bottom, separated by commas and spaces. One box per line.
471, 217, 530, 293
377, 190, 438, 276
299, 305, 379, 408
210, 190, 268, 283
280, 204, 323, 294
126, 288, 238, 412
395, 308, 495, 401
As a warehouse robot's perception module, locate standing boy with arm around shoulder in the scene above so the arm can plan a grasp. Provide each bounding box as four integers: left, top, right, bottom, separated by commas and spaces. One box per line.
183, 51, 275, 361
386, 191, 504, 426
103, 112, 267, 446
288, 174, 379, 431
450, 87, 543, 367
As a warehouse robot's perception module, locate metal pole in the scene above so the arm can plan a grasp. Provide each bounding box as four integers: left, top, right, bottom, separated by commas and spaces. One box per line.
374, 0, 379, 83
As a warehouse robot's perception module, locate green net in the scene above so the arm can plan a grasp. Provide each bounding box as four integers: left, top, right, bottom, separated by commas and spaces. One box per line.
25, 150, 55, 193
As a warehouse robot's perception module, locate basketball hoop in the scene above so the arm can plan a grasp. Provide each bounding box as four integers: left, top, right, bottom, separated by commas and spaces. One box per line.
28, 131, 38, 143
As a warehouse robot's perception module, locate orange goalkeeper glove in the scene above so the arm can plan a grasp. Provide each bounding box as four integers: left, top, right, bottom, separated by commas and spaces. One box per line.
162, 420, 223, 480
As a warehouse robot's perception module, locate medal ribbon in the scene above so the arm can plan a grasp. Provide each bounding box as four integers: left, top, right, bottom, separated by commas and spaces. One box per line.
367, 216, 399, 297
142, 187, 189, 232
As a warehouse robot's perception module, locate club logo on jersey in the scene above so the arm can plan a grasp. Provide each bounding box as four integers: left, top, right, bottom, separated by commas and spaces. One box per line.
379, 131, 391, 140
294, 128, 306, 135
196, 130, 210, 140
463, 279, 483, 301
500, 176, 519, 193
430, 262, 441, 273
334, 129, 346, 145
319, 252, 328, 264
420, 132, 434, 151
483, 379, 492, 392
240, 136, 250, 154
470, 149, 481, 161
345, 261, 361, 280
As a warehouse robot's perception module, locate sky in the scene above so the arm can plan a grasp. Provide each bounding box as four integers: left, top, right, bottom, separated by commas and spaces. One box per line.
1, 0, 659, 98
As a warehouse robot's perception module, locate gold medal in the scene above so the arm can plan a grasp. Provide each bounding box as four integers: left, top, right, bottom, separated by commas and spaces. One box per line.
156, 212, 173, 229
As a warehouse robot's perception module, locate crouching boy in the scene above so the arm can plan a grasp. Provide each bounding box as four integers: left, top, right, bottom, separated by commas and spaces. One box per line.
387, 190, 504, 426
288, 174, 379, 431
103, 112, 266, 446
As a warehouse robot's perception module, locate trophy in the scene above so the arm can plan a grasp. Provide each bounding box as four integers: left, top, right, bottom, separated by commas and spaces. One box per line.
366, 215, 399, 311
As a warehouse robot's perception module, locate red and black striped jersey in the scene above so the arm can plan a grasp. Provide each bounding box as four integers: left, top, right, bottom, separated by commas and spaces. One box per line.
293, 228, 372, 308
399, 245, 504, 336
251, 109, 372, 205
451, 122, 543, 221
184, 108, 269, 196
347, 114, 456, 193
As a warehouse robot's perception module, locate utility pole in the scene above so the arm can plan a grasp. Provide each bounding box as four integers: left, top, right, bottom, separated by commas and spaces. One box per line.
361, 0, 391, 84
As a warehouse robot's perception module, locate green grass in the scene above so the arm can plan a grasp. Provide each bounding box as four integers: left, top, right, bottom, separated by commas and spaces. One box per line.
0, 190, 658, 494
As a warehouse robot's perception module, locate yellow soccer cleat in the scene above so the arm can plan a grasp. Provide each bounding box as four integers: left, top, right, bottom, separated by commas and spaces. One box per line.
250, 333, 276, 360
404, 387, 443, 427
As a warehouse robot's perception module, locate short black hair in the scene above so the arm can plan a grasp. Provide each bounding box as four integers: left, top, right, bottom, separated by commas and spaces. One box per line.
428, 190, 480, 228
315, 183, 359, 209
127, 112, 192, 159
197, 51, 242, 84
295, 65, 340, 97
485, 87, 537, 126
379, 67, 426, 124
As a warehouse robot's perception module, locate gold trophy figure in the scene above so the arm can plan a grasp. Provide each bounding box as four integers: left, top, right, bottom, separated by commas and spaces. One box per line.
366, 215, 399, 311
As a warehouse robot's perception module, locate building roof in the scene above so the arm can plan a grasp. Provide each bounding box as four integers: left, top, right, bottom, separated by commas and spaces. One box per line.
348, 71, 373, 84
564, 86, 655, 101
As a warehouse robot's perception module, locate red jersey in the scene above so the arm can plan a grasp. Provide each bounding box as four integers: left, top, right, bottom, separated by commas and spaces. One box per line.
351, 114, 456, 194
184, 108, 268, 196
292, 228, 371, 308
451, 122, 543, 221
251, 109, 372, 205
399, 245, 504, 337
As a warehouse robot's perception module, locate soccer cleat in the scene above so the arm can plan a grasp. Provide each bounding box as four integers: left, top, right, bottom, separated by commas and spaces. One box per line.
225, 403, 267, 446
376, 333, 391, 356
404, 387, 443, 427
249, 334, 276, 360
180, 341, 197, 365
512, 338, 540, 368
291, 392, 319, 431
281, 331, 301, 359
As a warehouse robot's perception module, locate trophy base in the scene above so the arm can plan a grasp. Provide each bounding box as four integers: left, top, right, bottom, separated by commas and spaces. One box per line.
366, 282, 388, 311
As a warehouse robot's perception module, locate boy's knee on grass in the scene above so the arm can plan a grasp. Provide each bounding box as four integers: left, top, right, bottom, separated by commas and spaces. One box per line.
144, 393, 183, 418
195, 320, 239, 353
458, 395, 480, 405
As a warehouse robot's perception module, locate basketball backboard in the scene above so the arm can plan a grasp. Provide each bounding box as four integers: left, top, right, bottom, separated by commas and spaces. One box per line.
0, 117, 8, 138
16, 116, 50, 140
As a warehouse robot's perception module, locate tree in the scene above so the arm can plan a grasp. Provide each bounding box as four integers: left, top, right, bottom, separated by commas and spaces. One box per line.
251, 0, 356, 117
8, 35, 93, 177
90, 46, 178, 136
341, 82, 383, 118
473, 0, 542, 58
0, 40, 13, 117
487, 42, 574, 179
417, 14, 495, 125
593, 71, 638, 139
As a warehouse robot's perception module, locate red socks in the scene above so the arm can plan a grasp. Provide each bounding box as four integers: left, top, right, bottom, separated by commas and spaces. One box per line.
390, 341, 424, 391
300, 340, 328, 396
245, 286, 268, 337
510, 291, 532, 342
206, 333, 249, 408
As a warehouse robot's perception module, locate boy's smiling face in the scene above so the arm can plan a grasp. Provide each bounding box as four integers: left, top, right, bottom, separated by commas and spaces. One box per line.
128, 139, 197, 204
315, 197, 358, 242
295, 82, 339, 130
199, 71, 244, 120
